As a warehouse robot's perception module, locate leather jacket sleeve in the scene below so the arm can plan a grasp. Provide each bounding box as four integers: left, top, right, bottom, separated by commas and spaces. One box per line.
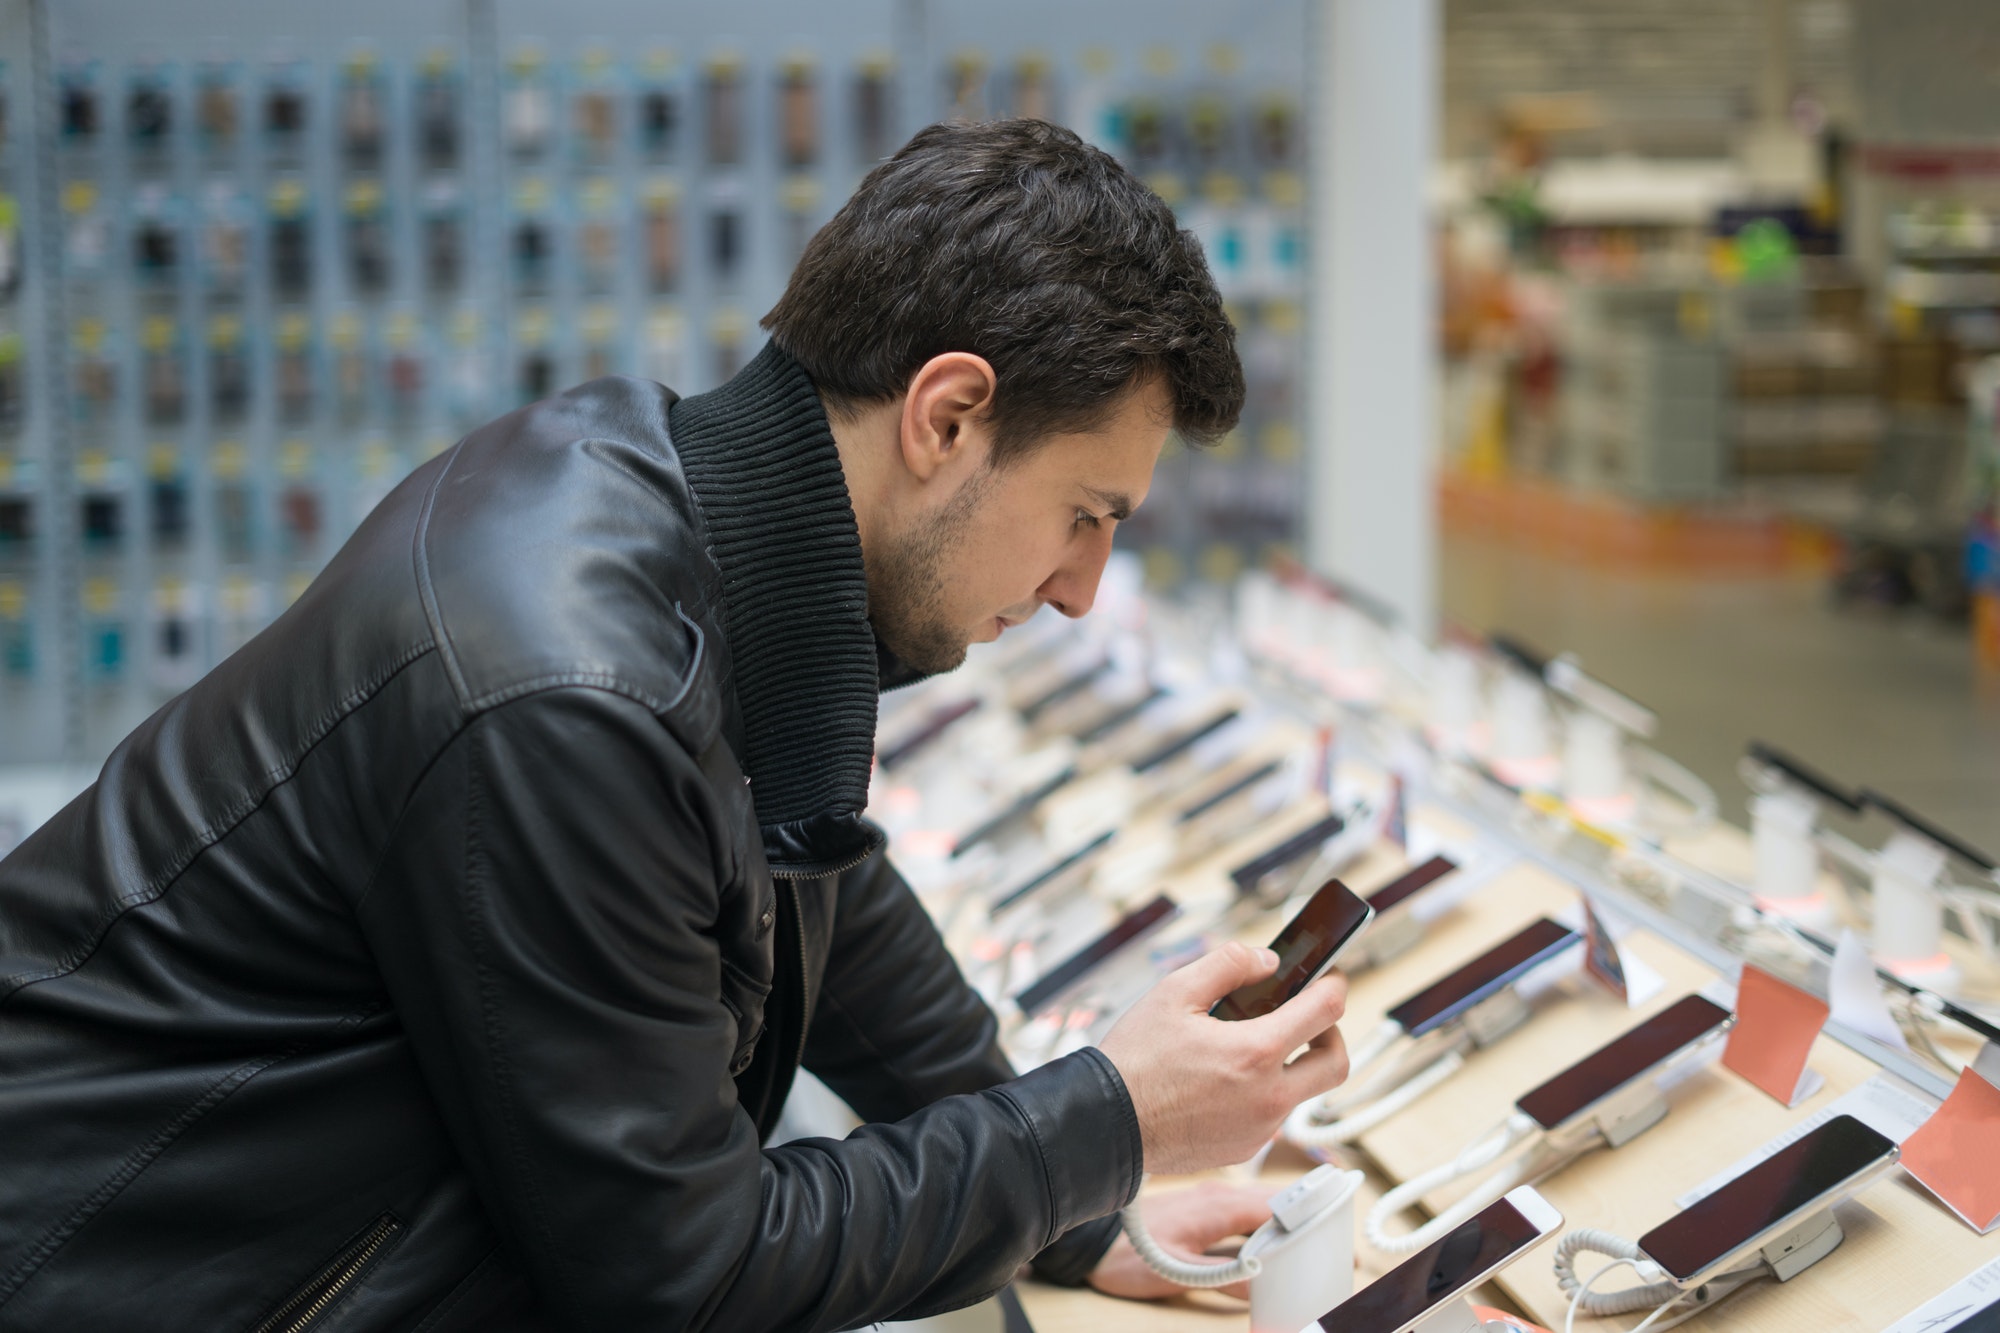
805, 846, 1127, 1286
358, 686, 1142, 1332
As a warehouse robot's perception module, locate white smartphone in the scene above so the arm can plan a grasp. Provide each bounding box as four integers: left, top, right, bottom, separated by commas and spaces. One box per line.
1310, 1187, 1563, 1331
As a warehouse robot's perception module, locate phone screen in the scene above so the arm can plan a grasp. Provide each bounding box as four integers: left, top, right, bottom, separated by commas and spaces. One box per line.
1385, 918, 1579, 1037
1211, 879, 1372, 1021
1639, 1115, 1896, 1283
1014, 895, 1178, 1017
1366, 854, 1458, 914
1516, 995, 1731, 1131
1228, 813, 1346, 897
1316, 1196, 1546, 1330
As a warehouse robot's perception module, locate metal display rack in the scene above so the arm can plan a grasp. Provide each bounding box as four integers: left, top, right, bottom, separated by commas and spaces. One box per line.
0, 0, 1310, 768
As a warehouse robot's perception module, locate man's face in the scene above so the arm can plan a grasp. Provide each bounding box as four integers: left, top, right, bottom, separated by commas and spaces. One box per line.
870, 379, 1171, 674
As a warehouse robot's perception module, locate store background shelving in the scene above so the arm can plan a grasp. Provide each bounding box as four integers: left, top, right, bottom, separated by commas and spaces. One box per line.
0, 0, 1312, 768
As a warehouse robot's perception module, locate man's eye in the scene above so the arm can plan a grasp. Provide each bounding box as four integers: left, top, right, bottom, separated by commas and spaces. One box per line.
1074, 509, 1102, 530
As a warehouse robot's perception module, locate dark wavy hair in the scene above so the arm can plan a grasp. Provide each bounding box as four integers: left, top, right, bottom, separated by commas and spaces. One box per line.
762, 118, 1244, 463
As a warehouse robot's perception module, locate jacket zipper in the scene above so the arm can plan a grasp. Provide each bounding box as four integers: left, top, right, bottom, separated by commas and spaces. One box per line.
780, 878, 811, 1069
251, 1214, 402, 1333
768, 845, 875, 880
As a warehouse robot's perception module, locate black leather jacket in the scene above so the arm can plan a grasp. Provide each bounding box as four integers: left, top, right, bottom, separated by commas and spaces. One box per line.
0, 352, 1141, 1332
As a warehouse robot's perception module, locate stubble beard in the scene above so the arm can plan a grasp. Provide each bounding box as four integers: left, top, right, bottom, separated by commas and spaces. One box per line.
869, 465, 993, 677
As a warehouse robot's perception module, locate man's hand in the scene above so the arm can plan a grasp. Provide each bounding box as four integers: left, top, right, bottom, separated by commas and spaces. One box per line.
1097, 941, 1349, 1175
1087, 1182, 1277, 1301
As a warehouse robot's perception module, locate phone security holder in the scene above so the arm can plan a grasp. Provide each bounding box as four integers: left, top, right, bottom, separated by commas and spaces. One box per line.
1243, 1166, 1364, 1333
1283, 986, 1533, 1151
1119, 1164, 1363, 1333
1546, 655, 1655, 828
1364, 1078, 1670, 1257
1739, 741, 1862, 931
1550, 1209, 1834, 1326
1346, 902, 1424, 971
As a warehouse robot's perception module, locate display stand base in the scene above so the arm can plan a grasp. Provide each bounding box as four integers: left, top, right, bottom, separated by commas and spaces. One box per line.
1359, 907, 1425, 969
1462, 986, 1531, 1049
1761, 1207, 1843, 1282
1595, 1086, 1671, 1150
1407, 1296, 1483, 1333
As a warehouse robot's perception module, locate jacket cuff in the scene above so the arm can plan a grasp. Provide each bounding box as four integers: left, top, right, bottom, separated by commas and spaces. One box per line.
1029, 1213, 1124, 1287
996, 1046, 1144, 1247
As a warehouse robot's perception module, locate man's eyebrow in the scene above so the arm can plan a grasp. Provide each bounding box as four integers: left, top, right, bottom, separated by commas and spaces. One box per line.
1081, 486, 1134, 521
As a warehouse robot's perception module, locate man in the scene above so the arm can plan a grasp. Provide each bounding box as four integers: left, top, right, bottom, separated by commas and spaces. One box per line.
0, 119, 1349, 1331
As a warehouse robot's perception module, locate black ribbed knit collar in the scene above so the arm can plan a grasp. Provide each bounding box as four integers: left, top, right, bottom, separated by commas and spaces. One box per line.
670, 342, 883, 872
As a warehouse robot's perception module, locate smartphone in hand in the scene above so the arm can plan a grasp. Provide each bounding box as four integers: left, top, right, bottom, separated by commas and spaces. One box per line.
1211, 878, 1374, 1021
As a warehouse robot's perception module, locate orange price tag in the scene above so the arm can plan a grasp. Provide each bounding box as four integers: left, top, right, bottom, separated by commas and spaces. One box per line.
1900, 1066, 2000, 1234
1721, 965, 1828, 1107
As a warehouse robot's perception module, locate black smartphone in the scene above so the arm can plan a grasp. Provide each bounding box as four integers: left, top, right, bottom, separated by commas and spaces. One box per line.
1385, 918, 1580, 1037
1747, 740, 1862, 813
1365, 854, 1458, 915
1228, 813, 1346, 898
1516, 995, 1733, 1132
1639, 1114, 1898, 1288
1316, 1188, 1563, 1331
1013, 895, 1179, 1018
1211, 878, 1374, 1021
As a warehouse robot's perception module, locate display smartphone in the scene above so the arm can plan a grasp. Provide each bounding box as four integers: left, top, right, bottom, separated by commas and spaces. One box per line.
1365, 855, 1458, 915
875, 697, 982, 769
1638, 1114, 1898, 1289
1747, 739, 1862, 814
1229, 813, 1347, 898
1515, 994, 1733, 1133
1314, 1187, 1562, 1332
990, 829, 1116, 913
1013, 895, 1179, 1018
1130, 708, 1240, 774
1211, 879, 1373, 1021
1385, 918, 1581, 1038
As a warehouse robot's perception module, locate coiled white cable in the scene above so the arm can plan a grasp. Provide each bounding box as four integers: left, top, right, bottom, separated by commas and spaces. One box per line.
1283, 1048, 1465, 1149
1119, 1194, 1260, 1288
1364, 1112, 1547, 1255
1553, 1228, 1764, 1325
1553, 1228, 1680, 1315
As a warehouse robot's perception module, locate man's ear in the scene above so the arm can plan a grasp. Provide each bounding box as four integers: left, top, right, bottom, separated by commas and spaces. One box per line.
898, 352, 999, 484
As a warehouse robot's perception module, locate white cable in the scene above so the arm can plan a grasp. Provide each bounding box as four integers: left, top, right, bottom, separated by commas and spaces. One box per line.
1554, 1228, 1767, 1325
1629, 746, 1718, 838
1553, 1229, 1679, 1315
1280, 1017, 1406, 1130
1342, 1019, 1406, 1082
1119, 1192, 1260, 1288
1565, 1257, 1642, 1333
1364, 1112, 1547, 1255
1284, 1048, 1465, 1149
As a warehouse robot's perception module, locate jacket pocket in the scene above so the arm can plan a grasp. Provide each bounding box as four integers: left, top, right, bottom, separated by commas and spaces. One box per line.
249, 1212, 404, 1333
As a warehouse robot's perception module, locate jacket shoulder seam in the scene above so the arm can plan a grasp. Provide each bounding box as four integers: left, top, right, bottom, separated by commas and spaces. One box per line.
0, 639, 439, 1006
412, 439, 474, 707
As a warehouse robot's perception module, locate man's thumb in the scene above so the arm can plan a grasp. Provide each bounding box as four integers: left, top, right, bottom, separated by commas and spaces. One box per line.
1171, 941, 1279, 1007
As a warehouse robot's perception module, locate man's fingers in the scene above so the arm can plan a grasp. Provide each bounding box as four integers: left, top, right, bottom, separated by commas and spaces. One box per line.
1166, 941, 1278, 1009
1241, 970, 1348, 1052
1167, 1183, 1278, 1244
1280, 1028, 1351, 1100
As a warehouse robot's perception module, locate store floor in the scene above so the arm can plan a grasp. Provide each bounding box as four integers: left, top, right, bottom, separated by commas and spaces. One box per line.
1439, 530, 2000, 849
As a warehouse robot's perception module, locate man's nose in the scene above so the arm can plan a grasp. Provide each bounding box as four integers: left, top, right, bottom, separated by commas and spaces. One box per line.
1038, 528, 1114, 620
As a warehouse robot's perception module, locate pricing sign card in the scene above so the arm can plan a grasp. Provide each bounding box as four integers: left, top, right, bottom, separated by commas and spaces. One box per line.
1722, 964, 1828, 1108
1900, 1066, 2000, 1235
